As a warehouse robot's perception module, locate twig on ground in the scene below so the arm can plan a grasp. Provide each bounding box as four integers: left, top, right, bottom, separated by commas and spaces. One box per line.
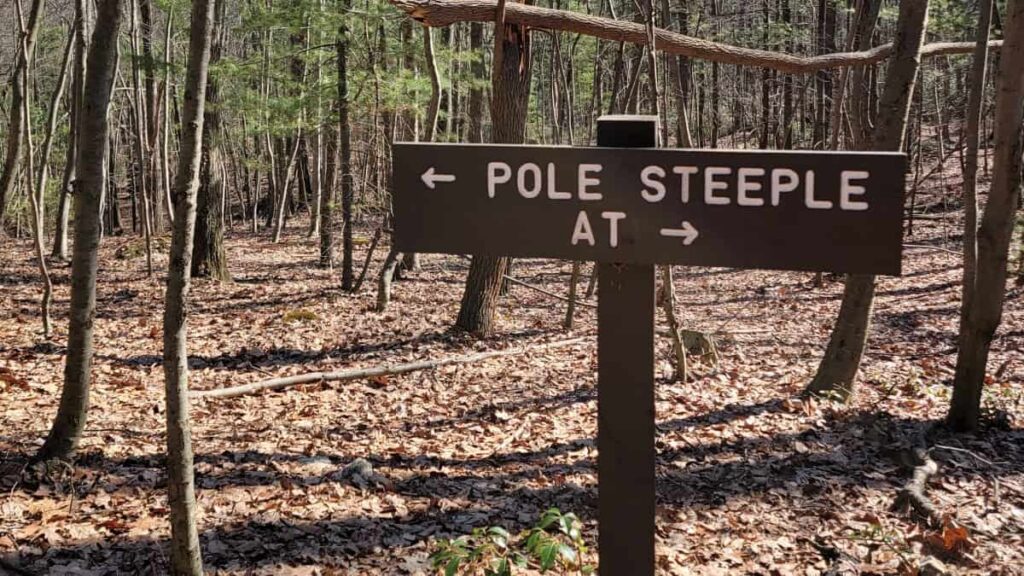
931, 444, 999, 467
904, 243, 961, 255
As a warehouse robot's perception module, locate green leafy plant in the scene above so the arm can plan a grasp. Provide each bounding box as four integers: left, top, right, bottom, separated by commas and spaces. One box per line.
430, 508, 594, 575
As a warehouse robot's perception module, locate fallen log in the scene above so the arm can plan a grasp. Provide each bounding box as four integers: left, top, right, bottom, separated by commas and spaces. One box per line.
193, 337, 588, 399
390, 0, 1002, 74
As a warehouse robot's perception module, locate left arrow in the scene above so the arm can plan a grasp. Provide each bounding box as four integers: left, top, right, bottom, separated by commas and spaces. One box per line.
421, 167, 456, 189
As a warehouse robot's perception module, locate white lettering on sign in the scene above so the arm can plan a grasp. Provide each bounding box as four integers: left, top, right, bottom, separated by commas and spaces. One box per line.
737, 168, 765, 207
572, 211, 596, 246
547, 163, 572, 199
601, 211, 626, 247
487, 162, 511, 198
484, 161, 873, 213
579, 164, 603, 200
479, 160, 877, 250
840, 170, 870, 210
771, 169, 799, 206
704, 167, 731, 205
640, 166, 666, 202
518, 163, 543, 198
804, 171, 832, 209
672, 166, 698, 202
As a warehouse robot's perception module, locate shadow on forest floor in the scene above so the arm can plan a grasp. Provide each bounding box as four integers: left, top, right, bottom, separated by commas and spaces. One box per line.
90, 327, 554, 372
3, 400, 1021, 573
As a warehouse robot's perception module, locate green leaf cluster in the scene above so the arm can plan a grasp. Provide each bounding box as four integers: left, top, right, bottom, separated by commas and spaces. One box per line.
429, 508, 593, 576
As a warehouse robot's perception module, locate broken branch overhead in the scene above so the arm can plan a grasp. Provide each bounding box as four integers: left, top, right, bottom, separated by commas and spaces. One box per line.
390, 0, 1001, 74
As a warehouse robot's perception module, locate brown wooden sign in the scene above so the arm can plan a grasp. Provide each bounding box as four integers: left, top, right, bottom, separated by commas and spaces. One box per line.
394, 142, 906, 274
392, 116, 906, 575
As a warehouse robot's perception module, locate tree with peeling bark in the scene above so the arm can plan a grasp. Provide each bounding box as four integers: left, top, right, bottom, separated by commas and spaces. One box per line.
163, 0, 216, 571
456, 0, 532, 335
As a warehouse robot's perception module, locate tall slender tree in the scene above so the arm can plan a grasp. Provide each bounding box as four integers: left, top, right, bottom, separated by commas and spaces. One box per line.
163, 0, 217, 571
51, 0, 89, 261
339, 0, 355, 290
36, 0, 125, 462
948, 0, 1024, 431
0, 0, 45, 226
804, 0, 930, 401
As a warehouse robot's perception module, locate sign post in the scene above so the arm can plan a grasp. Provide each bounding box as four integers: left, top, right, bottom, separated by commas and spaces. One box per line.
595, 117, 656, 574
392, 115, 906, 573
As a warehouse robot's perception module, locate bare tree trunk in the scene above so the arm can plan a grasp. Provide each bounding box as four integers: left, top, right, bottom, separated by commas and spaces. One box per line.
36, 0, 124, 462
402, 24, 443, 273
162, 9, 175, 226
0, 0, 45, 227
140, 0, 163, 233
163, 0, 216, 571
52, 0, 89, 261
130, 0, 154, 276
339, 0, 355, 289
320, 119, 338, 267
17, 0, 64, 339
805, 0, 929, 401
948, 0, 1024, 431
563, 261, 581, 329
376, 246, 403, 311
191, 0, 230, 281
456, 0, 532, 335
956, 0, 993, 366
468, 22, 485, 143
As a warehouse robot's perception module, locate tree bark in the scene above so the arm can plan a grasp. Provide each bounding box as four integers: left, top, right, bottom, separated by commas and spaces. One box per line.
52, 0, 89, 261
163, 0, 216, 571
456, 0, 532, 335
948, 0, 1024, 431
339, 0, 355, 290
36, 0, 124, 462
0, 0, 45, 227
402, 25, 443, 273
956, 0, 993, 370
805, 0, 929, 401
16, 0, 61, 339
192, 0, 230, 281
140, 0, 164, 233
467, 22, 485, 143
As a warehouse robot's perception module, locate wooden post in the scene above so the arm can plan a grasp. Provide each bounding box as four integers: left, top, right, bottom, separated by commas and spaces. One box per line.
596, 115, 656, 575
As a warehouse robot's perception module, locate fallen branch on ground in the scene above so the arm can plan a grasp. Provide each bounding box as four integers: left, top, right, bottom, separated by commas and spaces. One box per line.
192, 337, 588, 399
390, 0, 1002, 74
893, 447, 943, 526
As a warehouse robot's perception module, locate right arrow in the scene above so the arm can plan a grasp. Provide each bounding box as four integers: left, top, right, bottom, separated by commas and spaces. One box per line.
660, 221, 699, 245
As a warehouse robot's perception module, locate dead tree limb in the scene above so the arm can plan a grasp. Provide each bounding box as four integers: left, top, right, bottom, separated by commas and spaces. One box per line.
390, 0, 1002, 74
193, 337, 588, 399
893, 447, 943, 526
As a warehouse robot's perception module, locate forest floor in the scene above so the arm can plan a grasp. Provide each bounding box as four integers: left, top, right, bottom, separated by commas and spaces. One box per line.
1, 198, 1023, 574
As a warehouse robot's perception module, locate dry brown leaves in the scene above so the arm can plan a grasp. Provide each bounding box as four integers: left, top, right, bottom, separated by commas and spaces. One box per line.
1, 190, 1022, 575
